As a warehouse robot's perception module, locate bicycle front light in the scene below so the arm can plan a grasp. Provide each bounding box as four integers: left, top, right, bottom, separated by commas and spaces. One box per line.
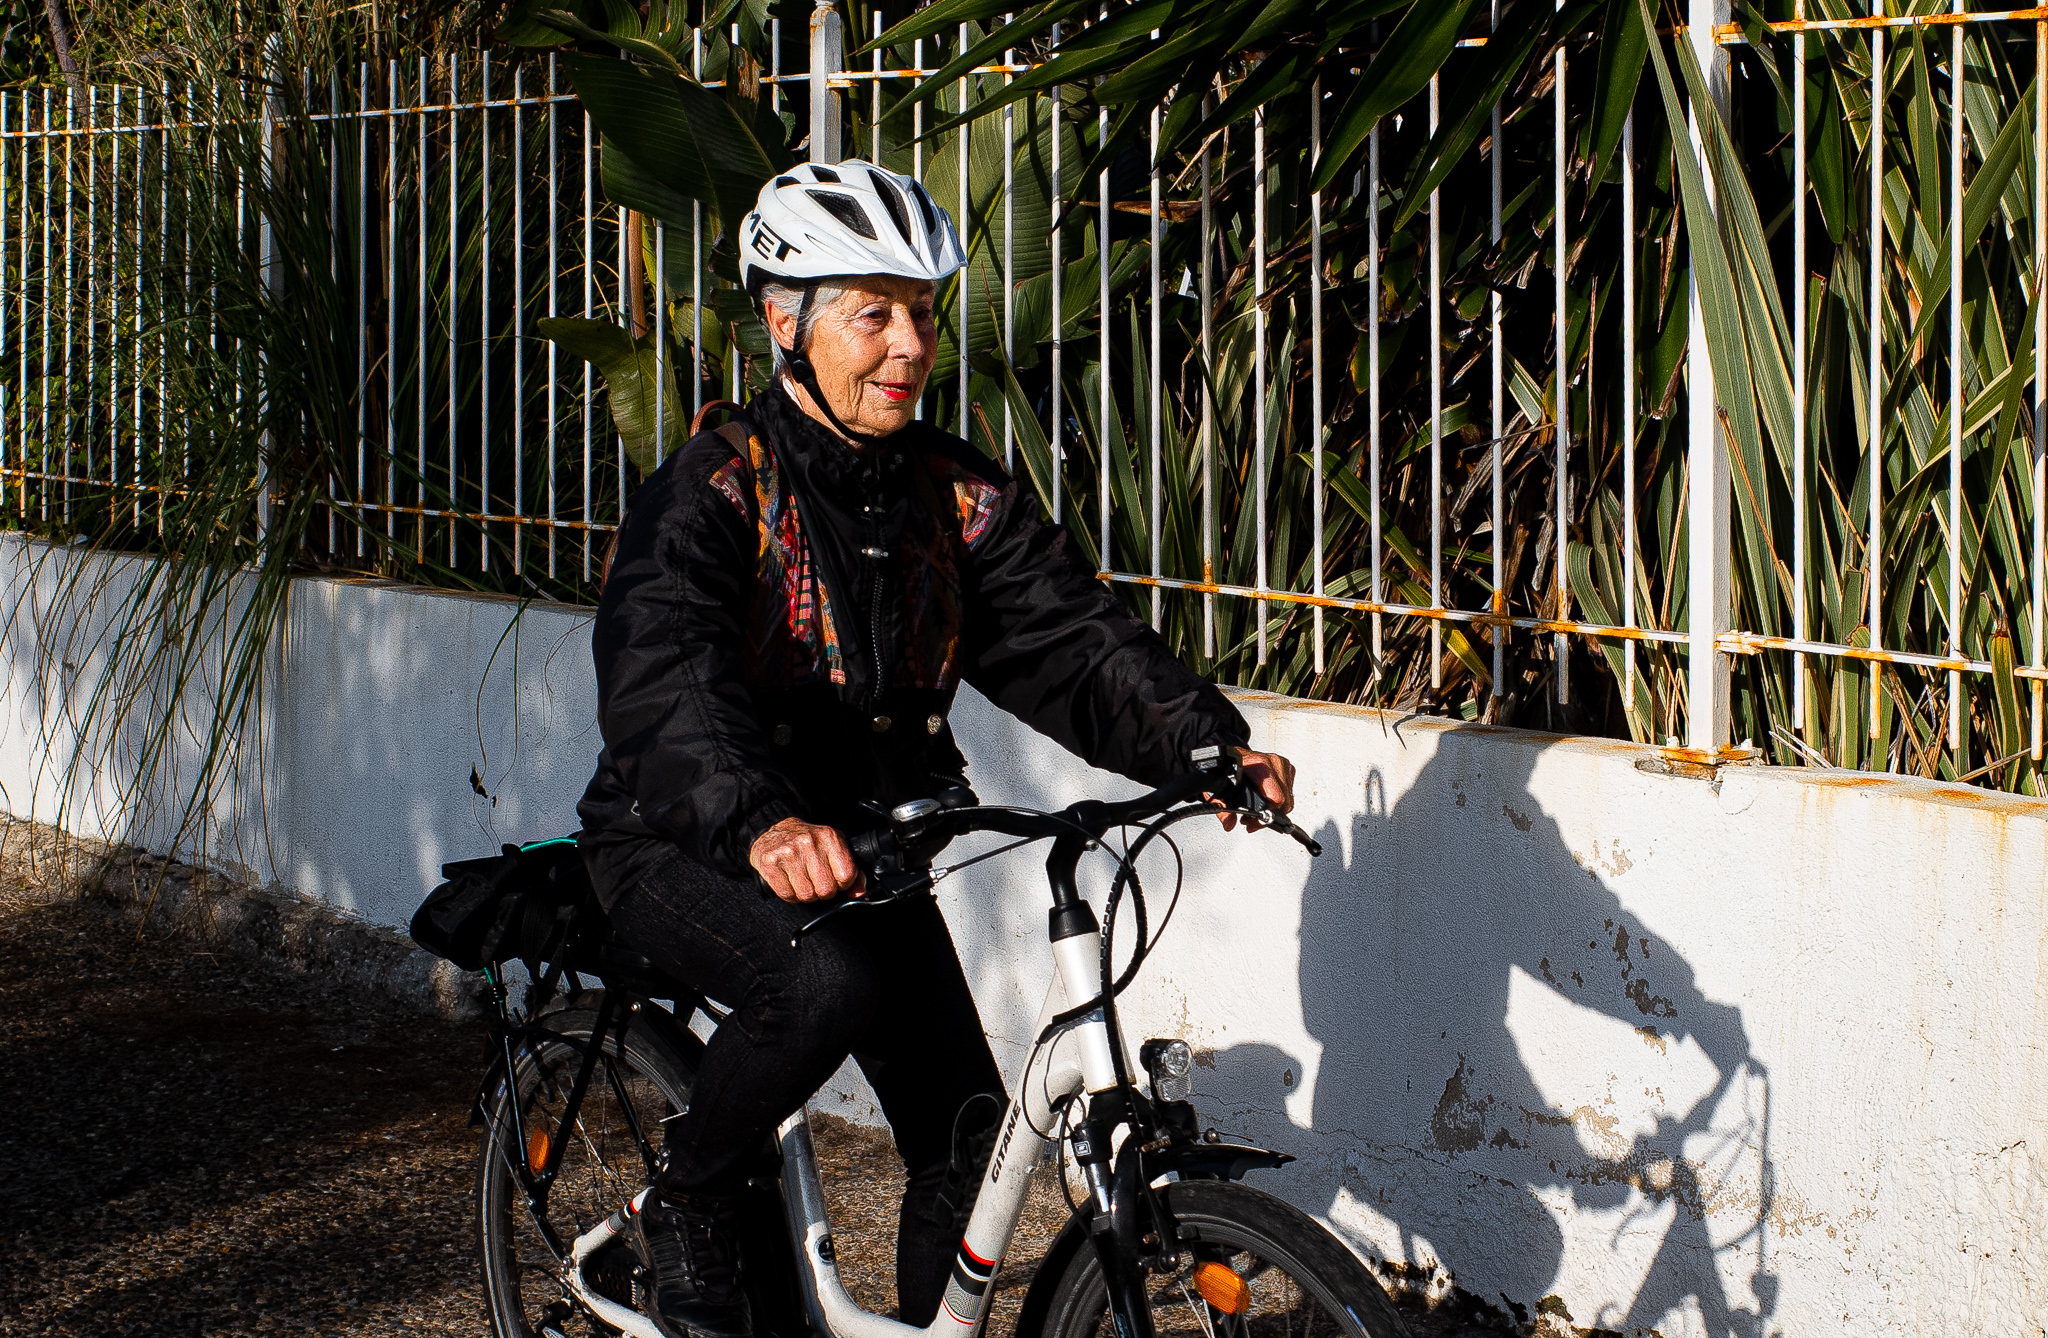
1141, 1038, 1195, 1103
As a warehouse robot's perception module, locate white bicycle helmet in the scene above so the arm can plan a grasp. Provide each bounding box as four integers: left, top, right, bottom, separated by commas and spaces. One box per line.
739, 159, 966, 294
741, 160, 965, 442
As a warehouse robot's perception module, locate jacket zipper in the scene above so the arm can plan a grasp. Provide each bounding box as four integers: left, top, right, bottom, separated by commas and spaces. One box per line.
866, 465, 887, 704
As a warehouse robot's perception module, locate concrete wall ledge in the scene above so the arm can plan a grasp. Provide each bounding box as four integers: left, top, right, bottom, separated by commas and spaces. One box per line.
1, 817, 481, 1018
2, 538, 2043, 1335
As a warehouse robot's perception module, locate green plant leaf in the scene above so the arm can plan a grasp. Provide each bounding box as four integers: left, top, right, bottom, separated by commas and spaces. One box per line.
1314, 0, 1482, 193
564, 52, 781, 229
536, 316, 682, 473
1585, 0, 1648, 184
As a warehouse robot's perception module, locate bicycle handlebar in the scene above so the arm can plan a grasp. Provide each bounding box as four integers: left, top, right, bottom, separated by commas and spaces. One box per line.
796, 748, 1320, 944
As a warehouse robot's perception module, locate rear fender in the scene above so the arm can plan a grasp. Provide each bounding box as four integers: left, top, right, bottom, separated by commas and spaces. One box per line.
468, 991, 705, 1128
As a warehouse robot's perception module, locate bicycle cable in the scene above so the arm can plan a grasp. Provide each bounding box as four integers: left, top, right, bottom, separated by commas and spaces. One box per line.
1096, 802, 1262, 1121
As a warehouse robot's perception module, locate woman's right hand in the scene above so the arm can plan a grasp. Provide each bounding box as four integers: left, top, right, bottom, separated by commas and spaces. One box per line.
750, 817, 865, 904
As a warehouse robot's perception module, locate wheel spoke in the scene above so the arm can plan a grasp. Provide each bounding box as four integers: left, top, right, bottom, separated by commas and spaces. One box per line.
1170, 1274, 1221, 1338
479, 1016, 691, 1338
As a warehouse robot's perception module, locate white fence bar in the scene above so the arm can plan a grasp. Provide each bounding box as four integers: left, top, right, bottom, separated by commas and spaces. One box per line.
1490, 8, 1506, 701
581, 90, 594, 578
1792, 10, 1808, 729
479, 50, 493, 571
417, 58, 428, 557
1148, 99, 1162, 630
356, 67, 369, 558
1428, 73, 1443, 692
1310, 77, 1325, 678
1253, 106, 1268, 665
958, 21, 970, 442
1686, 0, 1733, 751
2035, 23, 2047, 759
1867, 13, 1885, 740
1096, 51, 1109, 578
1948, 8, 1963, 753
1368, 121, 1382, 668
1199, 99, 1215, 659
446, 52, 460, 566
1049, 23, 1062, 522
1003, 23, 1016, 474
1551, 24, 1568, 706
1622, 112, 1636, 716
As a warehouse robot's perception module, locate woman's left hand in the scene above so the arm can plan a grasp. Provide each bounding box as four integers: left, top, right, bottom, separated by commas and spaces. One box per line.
1216, 747, 1297, 832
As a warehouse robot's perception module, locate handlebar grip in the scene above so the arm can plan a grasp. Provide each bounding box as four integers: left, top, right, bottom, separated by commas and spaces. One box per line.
847, 829, 885, 870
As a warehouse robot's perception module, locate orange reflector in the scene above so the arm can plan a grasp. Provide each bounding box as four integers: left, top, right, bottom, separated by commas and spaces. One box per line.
1193, 1261, 1250, 1315
526, 1127, 551, 1175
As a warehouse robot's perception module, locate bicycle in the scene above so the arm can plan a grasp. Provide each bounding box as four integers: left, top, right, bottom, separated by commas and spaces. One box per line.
461, 745, 1413, 1338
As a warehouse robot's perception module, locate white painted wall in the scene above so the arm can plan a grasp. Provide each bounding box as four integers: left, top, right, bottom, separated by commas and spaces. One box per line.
4, 534, 2045, 1336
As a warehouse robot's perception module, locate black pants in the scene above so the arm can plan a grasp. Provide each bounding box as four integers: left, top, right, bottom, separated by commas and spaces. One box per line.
607, 845, 1005, 1324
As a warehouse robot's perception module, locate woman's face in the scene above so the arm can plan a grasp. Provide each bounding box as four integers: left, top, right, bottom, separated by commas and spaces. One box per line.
770, 275, 938, 440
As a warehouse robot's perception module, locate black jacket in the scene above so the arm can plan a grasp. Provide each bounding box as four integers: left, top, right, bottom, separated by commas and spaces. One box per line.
576, 385, 1249, 904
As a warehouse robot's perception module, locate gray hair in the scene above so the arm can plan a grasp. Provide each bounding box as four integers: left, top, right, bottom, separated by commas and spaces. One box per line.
759, 279, 850, 377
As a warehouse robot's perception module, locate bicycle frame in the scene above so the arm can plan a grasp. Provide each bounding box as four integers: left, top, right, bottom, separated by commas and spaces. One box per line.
547, 914, 1110, 1338
779, 928, 1112, 1337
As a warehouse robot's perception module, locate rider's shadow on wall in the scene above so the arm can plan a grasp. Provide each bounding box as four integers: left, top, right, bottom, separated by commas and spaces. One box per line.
1208, 724, 1777, 1337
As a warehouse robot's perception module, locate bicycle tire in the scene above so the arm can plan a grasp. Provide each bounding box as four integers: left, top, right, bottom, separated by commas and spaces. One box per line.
476, 999, 697, 1338
1033, 1180, 1411, 1338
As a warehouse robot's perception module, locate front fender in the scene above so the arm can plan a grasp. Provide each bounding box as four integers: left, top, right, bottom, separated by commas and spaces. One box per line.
1145, 1138, 1295, 1182
1011, 1138, 1296, 1338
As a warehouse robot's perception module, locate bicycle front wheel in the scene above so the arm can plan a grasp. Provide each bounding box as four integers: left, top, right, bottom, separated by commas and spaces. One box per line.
1035, 1180, 1411, 1338
476, 998, 697, 1338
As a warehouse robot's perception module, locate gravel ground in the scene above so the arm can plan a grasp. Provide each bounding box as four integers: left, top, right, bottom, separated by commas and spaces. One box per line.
0, 868, 1519, 1338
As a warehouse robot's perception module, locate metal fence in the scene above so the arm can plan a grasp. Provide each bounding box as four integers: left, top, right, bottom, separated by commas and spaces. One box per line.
1, 1, 2045, 775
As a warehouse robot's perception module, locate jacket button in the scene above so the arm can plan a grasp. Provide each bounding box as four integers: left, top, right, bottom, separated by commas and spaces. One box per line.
926, 714, 943, 735
871, 715, 892, 733
771, 724, 793, 746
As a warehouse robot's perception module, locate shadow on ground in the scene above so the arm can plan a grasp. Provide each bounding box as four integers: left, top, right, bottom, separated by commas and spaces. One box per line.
0, 888, 481, 1337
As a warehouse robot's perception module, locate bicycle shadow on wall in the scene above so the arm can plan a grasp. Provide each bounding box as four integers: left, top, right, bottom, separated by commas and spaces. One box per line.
1214, 729, 1780, 1337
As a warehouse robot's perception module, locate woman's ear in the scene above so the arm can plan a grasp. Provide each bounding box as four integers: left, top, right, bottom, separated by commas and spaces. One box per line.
763, 299, 796, 353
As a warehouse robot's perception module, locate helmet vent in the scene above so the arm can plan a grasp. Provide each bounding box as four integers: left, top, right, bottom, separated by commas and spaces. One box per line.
805, 189, 877, 239
869, 170, 915, 247
774, 174, 799, 188
808, 165, 842, 184
910, 182, 938, 235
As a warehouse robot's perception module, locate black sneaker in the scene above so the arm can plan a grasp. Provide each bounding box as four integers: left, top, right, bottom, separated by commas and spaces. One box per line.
636, 1194, 753, 1338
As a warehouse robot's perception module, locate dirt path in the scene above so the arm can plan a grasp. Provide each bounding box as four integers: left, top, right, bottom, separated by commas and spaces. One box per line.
0, 881, 1499, 1337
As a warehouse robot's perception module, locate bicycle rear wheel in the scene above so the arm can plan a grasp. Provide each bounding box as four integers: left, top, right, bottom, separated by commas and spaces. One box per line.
1033, 1180, 1411, 1338
476, 998, 697, 1338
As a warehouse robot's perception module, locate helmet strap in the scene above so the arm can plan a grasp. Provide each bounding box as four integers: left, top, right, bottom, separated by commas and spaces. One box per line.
781, 285, 887, 447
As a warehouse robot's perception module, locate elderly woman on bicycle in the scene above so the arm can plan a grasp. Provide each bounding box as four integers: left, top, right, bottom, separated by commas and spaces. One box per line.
576, 161, 1298, 1338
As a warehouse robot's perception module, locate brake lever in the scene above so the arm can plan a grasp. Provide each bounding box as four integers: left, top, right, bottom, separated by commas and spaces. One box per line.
1266, 811, 1323, 857
789, 871, 934, 947
1240, 787, 1324, 858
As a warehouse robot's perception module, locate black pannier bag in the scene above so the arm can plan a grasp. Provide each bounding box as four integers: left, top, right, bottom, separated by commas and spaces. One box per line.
409, 835, 590, 971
